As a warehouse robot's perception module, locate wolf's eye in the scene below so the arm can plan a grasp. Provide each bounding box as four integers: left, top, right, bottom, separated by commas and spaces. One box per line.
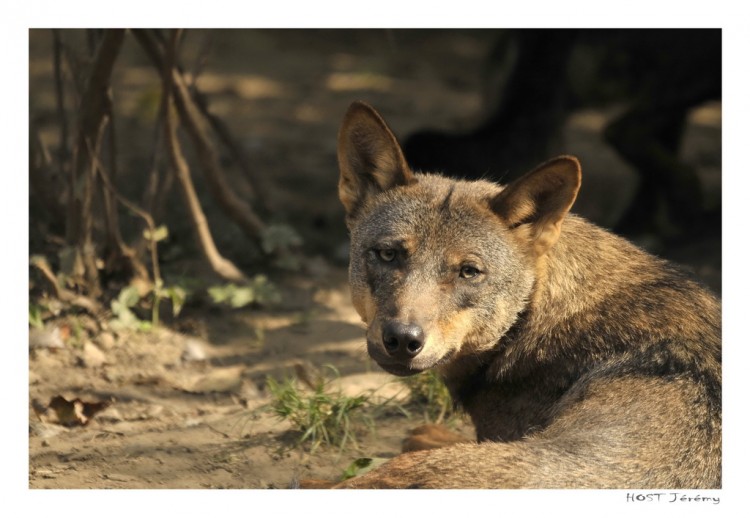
378, 249, 397, 262
459, 265, 481, 279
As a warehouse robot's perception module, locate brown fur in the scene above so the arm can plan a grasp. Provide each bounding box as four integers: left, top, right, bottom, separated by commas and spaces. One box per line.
317, 101, 721, 489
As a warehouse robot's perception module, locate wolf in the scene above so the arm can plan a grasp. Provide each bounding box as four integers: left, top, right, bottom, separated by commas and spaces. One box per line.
321, 101, 721, 489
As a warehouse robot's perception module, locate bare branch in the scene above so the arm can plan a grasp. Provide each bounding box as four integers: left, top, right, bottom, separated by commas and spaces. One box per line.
69, 29, 126, 296
133, 29, 268, 236
171, 69, 266, 238
52, 29, 69, 179
85, 133, 151, 283
30, 256, 103, 316
161, 30, 247, 282
29, 125, 66, 225
191, 87, 272, 211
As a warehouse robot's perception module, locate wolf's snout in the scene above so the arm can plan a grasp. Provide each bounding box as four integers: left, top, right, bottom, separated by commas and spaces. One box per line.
382, 321, 425, 359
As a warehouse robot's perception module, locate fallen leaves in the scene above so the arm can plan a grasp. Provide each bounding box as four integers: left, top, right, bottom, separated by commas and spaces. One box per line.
47, 395, 111, 427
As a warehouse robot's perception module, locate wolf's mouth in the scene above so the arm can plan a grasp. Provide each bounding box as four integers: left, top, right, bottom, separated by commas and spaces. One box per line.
366, 338, 453, 377
376, 362, 426, 377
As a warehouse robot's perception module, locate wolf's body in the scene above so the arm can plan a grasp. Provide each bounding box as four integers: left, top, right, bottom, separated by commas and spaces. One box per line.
324, 101, 721, 489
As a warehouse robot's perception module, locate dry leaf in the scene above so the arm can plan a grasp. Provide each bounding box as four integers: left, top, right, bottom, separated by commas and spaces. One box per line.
48, 395, 110, 426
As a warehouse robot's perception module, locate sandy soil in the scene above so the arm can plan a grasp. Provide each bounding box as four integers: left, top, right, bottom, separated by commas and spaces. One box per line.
28, 29, 721, 489
29, 269, 479, 488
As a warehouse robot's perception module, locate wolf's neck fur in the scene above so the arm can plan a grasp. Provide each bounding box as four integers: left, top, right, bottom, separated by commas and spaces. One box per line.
446, 215, 720, 409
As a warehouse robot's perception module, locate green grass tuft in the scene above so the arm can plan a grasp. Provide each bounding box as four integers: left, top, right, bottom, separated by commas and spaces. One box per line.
266, 369, 372, 452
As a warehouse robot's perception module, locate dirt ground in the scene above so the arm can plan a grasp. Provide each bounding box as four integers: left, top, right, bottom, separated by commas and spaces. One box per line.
27, 29, 721, 489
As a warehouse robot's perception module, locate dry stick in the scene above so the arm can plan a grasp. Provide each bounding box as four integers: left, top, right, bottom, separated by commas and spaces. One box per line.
129, 30, 199, 222
58, 37, 87, 245
30, 256, 64, 300
131, 29, 162, 70
52, 30, 69, 186
171, 63, 266, 239
84, 131, 150, 283
29, 127, 66, 224
91, 137, 163, 321
132, 28, 264, 212
102, 101, 120, 250
190, 86, 272, 212
133, 117, 165, 260
164, 100, 247, 283
132, 32, 180, 244
147, 56, 178, 225
136, 78, 174, 259
54, 33, 82, 244
146, 29, 246, 196
141, 114, 166, 218
90, 137, 158, 259
151, 137, 175, 222
162, 31, 247, 282
80, 120, 108, 297
133, 29, 267, 238
30, 256, 103, 316
71, 29, 126, 296
101, 97, 151, 281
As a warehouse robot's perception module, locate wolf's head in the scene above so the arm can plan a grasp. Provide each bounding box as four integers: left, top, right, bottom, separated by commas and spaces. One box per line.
338, 101, 581, 377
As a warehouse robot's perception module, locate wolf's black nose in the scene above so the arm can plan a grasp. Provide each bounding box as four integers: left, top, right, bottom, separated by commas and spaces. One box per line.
382, 321, 425, 358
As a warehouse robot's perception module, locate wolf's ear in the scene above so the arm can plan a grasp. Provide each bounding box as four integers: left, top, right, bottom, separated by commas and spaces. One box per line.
337, 101, 415, 218
490, 156, 582, 256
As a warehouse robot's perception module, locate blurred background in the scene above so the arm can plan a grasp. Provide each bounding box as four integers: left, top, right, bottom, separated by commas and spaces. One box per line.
29, 29, 721, 298
28, 29, 722, 488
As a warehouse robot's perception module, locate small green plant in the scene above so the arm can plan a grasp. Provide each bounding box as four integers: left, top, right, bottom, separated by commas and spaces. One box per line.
110, 285, 153, 332
207, 275, 281, 309
401, 371, 455, 424
29, 302, 46, 329
266, 369, 371, 452
340, 457, 390, 481
109, 280, 187, 331
152, 281, 187, 327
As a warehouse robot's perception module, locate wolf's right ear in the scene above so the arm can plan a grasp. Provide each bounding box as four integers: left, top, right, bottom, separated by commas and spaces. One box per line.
490, 156, 582, 257
337, 101, 415, 219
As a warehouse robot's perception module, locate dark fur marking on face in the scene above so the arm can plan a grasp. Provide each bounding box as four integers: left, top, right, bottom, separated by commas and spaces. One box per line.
439, 186, 456, 214
455, 289, 479, 309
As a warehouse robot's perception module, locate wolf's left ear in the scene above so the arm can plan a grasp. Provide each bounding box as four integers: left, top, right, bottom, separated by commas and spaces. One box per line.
490, 156, 582, 256
337, 101, 415, 219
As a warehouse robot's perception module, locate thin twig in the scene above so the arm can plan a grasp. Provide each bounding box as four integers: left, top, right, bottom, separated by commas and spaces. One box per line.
206, 424, 231, 439
52, 29, 69, 180
161, 29, 247, 282
133, 29, 268, 235
30, 255, 64, 300
191, 89, 272, 211
86, 136, 156, 286
29, 126, 66, 225
171, 65, 266, 238
70, 29, 126, 296
30, 256, 103, 315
